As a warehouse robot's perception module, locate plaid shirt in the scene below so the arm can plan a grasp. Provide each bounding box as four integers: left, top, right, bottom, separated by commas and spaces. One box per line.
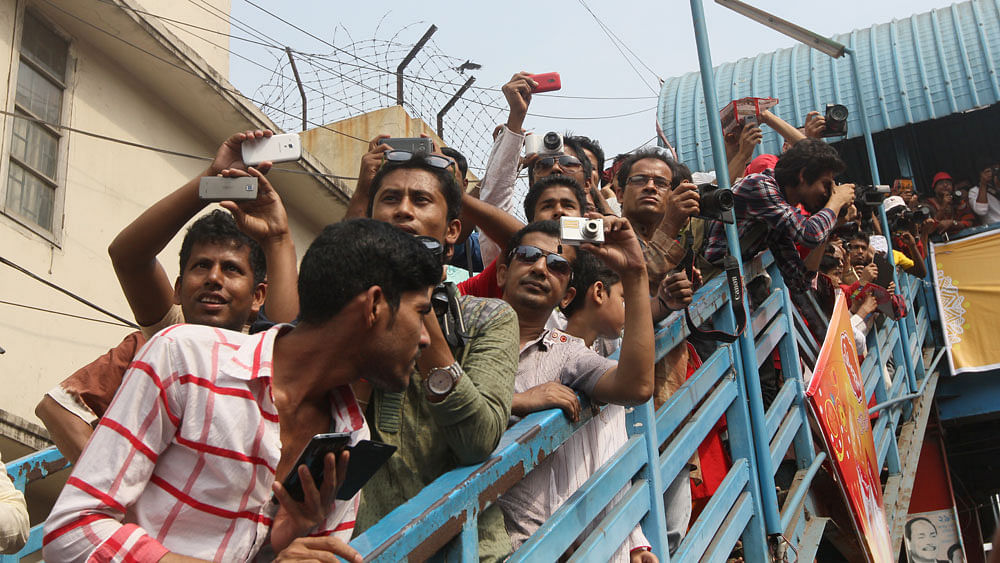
43, 324, 368, 562
704, 169, 836, 292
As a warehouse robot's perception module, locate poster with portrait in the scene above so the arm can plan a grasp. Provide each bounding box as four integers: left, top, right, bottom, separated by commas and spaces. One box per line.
806, 292, 893, 563
904, 508, 965, 563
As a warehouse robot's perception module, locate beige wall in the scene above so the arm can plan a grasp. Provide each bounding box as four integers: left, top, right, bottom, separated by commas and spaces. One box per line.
302, 105, 473, 197
134, 0, 231, 79
0, 0, 317, 442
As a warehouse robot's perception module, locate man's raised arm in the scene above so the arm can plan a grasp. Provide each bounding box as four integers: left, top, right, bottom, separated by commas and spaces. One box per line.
107, 131, 273, 326
584, 217, 655, 406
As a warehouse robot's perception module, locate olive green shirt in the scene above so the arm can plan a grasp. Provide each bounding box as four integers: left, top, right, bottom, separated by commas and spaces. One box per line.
355, 295, 519, 562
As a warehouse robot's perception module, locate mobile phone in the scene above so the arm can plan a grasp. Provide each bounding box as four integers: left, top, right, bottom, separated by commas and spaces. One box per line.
241, 133, 302, 166
528, 72, 561, 93
278, 432, 352, 504
336, 440, 397, 500
872, 253, 894, 289
384, 137, 433, 157
198, 176, 258, 202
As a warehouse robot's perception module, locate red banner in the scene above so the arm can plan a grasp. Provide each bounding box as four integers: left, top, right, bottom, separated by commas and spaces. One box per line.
806, 293, 892, 563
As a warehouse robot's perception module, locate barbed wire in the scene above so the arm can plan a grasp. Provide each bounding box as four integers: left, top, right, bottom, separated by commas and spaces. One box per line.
251, 25, 510, 183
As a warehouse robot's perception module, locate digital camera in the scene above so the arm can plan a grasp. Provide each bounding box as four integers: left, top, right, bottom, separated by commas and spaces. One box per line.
696, 183, 736, 224
525, 131, 564, 156
560, 216, 604, 246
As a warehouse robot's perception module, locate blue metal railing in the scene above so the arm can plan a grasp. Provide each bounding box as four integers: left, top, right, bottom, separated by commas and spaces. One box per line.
3, 244, 944, 562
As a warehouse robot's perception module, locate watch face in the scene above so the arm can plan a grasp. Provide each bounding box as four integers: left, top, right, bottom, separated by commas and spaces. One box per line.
428, 370, 453, 395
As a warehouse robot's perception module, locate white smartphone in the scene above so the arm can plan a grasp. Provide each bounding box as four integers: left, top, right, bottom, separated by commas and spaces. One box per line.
199, 176, 258, 202
242, 133, 302, 166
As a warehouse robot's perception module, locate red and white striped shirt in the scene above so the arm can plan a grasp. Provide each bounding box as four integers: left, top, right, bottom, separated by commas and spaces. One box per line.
43, 324, 369, 562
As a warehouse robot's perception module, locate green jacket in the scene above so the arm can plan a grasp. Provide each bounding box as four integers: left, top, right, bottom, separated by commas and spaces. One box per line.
355, 295, 519, 561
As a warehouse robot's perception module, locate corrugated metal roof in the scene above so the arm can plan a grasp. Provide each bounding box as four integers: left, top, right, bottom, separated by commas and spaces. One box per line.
658, 0, 1000, 171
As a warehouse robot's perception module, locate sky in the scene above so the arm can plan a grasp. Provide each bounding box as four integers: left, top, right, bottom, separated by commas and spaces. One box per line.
226, 0, 956, 166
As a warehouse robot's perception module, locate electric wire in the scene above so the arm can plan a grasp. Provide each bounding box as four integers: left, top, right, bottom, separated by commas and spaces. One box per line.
0, 256, 139, 328
38, 0, 371, 145
577, 0, 660, 95
1, 110, 360, 181
0, 299, 134, 328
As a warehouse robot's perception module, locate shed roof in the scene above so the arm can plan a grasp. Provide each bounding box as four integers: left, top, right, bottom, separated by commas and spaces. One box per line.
658, 0, 1000, 171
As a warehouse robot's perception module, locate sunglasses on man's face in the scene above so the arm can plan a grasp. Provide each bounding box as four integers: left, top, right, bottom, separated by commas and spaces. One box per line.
383, 150, 455, 170
508, 245, 573, 277
533, 155, 582, 171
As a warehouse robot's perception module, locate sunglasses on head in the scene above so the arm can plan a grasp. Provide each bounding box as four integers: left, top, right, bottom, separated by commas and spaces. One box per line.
534, 155, 582, 171
508, 245, 573, 277
383, 150, 455, 170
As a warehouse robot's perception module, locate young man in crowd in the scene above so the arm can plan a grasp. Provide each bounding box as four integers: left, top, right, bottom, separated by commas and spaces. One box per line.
357, 154, 520, 561
924, 171, 976, 236
43, 219, 441, 562
968, 161, 1000, 225
36, 130, 299, 463
704, 138, 855, 293
494, 220, 657, 562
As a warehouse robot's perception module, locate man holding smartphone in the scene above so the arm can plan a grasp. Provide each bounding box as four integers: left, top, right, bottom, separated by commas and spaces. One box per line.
357, 153, 520, 561
36, 130, 300, 463
44, 219, 441, 562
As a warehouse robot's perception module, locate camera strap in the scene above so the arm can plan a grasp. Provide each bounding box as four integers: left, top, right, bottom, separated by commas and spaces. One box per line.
680, 247, 747, 344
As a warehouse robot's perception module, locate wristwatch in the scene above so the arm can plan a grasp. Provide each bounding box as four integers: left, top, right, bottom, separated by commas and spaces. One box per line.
424, 362, 463, 399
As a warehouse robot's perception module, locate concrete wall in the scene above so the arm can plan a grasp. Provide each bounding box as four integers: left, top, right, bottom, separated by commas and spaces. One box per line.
0, 0, 319, 446
301, 105, 454, 197
135, 0, 231, 79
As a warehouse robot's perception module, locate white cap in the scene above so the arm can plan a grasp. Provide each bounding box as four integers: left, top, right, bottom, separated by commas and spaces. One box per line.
884, 195, 906, 212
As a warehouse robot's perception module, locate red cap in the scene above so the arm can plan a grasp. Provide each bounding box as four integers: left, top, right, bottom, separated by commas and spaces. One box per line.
744, 154, 779, 176
932, 171, 953, 186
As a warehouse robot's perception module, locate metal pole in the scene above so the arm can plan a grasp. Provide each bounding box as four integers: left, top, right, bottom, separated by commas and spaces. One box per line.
396, 25, 437, 106
285, 47, 307, 131
846, 47, 920, 394
688, 0, 781, 538
436, 76, 476, 140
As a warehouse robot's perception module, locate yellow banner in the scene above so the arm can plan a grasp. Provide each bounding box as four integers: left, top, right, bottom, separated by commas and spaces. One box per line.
932, 229, 1000, 374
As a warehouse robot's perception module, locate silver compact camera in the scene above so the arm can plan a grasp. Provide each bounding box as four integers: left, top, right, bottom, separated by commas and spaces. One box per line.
560, 216, 604, 246
524, 131, 563, 156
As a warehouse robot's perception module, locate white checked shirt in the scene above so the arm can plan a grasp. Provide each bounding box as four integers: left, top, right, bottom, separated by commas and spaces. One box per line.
43, 324, 369, 562
498, 329, 650, 561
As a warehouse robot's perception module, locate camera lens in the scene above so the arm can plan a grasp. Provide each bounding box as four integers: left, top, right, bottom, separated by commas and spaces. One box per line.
828, 104, 849, 121
582, 220, 601, 239
543, 132, 561, 151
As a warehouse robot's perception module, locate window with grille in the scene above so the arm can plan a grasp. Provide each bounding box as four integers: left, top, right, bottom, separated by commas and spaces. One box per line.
6, 11, 69, 234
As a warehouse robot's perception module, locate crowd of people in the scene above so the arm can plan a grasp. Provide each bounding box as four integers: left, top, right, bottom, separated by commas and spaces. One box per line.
0, 70, 974, 561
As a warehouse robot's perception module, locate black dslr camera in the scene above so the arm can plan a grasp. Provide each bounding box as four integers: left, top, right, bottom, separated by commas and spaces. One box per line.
820, 104, 849, 137
854, 184, 891, 206
696, 183, 735, 224
889, 205, 933, 233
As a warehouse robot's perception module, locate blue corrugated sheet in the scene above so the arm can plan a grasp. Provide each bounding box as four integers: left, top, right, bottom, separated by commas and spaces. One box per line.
658, 0, 1000, 171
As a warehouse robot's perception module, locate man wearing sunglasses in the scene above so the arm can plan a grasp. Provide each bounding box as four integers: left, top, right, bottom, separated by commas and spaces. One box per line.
493, 220, 657, 561
357, 153, 520, 561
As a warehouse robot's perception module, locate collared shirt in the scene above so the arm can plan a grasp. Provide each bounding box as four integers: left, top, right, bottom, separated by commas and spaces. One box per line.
497, 329, 649, 560
704, 169, 836, 293
43, 324, 368, 563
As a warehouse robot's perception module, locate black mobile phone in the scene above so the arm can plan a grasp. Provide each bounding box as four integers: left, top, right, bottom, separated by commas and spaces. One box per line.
336, 440, 397, 500
872, 253, 894, 289
384, 137, 432, 157
278, 432, 352, 503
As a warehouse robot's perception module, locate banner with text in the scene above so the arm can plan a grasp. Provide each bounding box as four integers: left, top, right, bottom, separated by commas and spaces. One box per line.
931, 228, 1000, 374
806, 293, 893, 563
